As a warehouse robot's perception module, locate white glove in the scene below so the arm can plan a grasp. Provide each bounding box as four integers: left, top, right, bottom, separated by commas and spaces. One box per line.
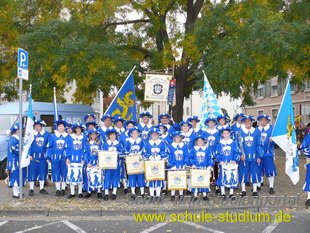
149, 156, 155, 161
129, 153, 134, 156
155, 155, 161, 161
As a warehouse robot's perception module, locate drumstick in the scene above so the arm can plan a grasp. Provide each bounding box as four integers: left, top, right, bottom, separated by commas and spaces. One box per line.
32, 159, 40, 163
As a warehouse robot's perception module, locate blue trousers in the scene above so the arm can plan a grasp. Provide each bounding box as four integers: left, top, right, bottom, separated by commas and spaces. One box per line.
51, 160, 67, 182
28, 159, 48, 181
238, 160, 261, 183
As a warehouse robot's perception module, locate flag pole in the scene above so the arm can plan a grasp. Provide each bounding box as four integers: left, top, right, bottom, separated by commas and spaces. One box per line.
104, 66, 136, 115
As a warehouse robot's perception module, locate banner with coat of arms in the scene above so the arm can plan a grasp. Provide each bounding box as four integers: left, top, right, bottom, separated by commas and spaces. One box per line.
144, 74, 172, 102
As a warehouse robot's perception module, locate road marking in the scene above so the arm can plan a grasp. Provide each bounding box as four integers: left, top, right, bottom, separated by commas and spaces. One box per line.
140, 222, 168, 233
0, 221, 8, 227
15, 221, 57, 233
61, 220, 87, 233
183, 222, 225, 233
262, 221, 280, 233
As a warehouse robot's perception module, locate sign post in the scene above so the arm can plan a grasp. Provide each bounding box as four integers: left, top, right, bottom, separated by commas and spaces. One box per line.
17, 48, 28, 200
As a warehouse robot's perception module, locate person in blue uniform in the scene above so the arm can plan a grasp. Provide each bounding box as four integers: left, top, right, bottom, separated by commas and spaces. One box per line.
187, 116, 202, 136
7, 123, 27, 198
142, 128, 169, 202
66, 123, 73, 135
216, 115, 230, 130
114, 117, 126, 135
257, 115, 277, 194
237, 115, 262, 197
156, 123, 173, 145
124, 126, 145, 199
167, 131, 189, 201
189, 135, 214, 201
203, 117, 221, 194
158, 113, 179, 133
46, 119, 69, 197
28, 120, 50, 196
215, 127, 240, 200
84, 113, 96, 123
66, 123, 86, 199
99, 114, 114, 144
102, 129, 124, 201
138, 112, 154, 143
84, 121, 98, 139
180, 120, 196, 150
84, 129, 103, 199
231, 113, 245, 138
301, 134, 310, 207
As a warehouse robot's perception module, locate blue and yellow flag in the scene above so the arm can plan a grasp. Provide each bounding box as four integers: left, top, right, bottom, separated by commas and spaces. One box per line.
271, 81, 299, 185
105, 70, 136, 121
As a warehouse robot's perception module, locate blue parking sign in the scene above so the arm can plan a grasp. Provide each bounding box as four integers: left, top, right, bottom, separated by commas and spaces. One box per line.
17, 48, 29, 80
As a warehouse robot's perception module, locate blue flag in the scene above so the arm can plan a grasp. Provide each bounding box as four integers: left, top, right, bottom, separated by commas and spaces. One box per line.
200, 71, 223, 130
105, 71, 136, 121
271, 81, 299, 185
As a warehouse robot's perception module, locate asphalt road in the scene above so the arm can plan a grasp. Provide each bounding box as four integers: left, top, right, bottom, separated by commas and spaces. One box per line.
0, 210, 309, 233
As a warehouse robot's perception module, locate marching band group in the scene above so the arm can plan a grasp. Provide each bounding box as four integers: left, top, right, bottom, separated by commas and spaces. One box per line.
7, 112, 310, 206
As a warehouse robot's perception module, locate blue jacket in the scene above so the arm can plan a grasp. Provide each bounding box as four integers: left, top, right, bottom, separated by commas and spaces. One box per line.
301, 134, 310, 158
7, 135, 20, 171
98, 125, 114, 144
46, 131, 69, 162
257, 125, 276, 158
124, 138, 144, 155
167, 142, 189, 168
189, 146, 213, 168
84, 141, 101, 166
181, 129, 196, 150
66, 134, 86, 163
203, 128, 220, 158
29, 130, 51, 160
142, 139, 169, 160
137, 123, 154, 142
216, 139, 240, 163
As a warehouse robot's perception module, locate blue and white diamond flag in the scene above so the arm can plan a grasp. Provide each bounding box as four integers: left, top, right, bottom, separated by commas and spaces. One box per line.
200, 71, 223, 130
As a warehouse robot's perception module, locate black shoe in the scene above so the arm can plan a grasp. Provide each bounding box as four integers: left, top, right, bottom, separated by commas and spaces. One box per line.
162, 190, 168, 195
55, 190, 61, 197
85, 193, 91, 198
246, 182, 251, 187
111, 194, 116, 200
103, 194, 109, 201
123, 188, 129, 194
13, 194, 24, 199
131, 194, 136, 200
252, 191, 259, 197
67, 194, 75, 199
141, 193, 146, 198
229, 194, 236, 200
39, 189, 48, 195
171, 195, 175, 202
155, 196, 161, 203
241, 191, 246, 197
305, 199, 310, 207
203, 196, 209, 201
78, 193, 84, 198
97, 193, 103, 199
215, 189, 221, 195
221, 194, 226, 200
269, 188, 275, 194
61, 190, 66, 196
257, 186, 261, 191
193, 197, 198, 202
149, 196, 154, 203
186, 190, 191, 195
29, 189, 34, 196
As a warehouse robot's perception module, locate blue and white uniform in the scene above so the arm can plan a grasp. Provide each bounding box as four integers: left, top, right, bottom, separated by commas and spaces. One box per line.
167, 142, 189, 169
215, 139, 240, 188
46, 131, 69, 182
101, 140, 124, 189
181, 129, 196, 150
203, 128, 220, 159
301, 135, 310, 192
138, 123, 154, 143
124, 138, 145, 188
237, 125, 262, 184
99, 125, 114, 144
28, 130, 50, 182
189, 146, 213, 193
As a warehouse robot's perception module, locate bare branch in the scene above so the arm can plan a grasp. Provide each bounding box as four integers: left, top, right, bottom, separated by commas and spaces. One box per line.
102, 19, 150, 32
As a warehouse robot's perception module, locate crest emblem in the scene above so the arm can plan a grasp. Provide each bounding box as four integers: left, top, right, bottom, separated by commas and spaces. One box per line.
36, 137, 44, 147
175, 150, 184, 161
133, 161, 140, 169
244, 136, 253, 147
197, 175, 204, 183
56, 139, 65, 150
105, 156, 112, 163
221, 146, 231, 156
261, 133, 267, 142
73, 140, 82, 150
153, 84, 163, 94
208, 136, 215, 146
196, 151, 205, 163
151, 166, 159, 174
174, 177, 181, 185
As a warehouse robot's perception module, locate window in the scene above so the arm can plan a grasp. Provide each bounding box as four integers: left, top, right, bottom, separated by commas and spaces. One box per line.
41, 115, 62, 133
258, 110, 263, 116
271, 85, 278, 96
186, 107, 189, 116
272, 109, 278, 124
257, 88, 264, 98
306, 80, 310, 90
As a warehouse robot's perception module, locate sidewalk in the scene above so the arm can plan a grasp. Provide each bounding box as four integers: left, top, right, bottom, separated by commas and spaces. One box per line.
0, 149, 308, 217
